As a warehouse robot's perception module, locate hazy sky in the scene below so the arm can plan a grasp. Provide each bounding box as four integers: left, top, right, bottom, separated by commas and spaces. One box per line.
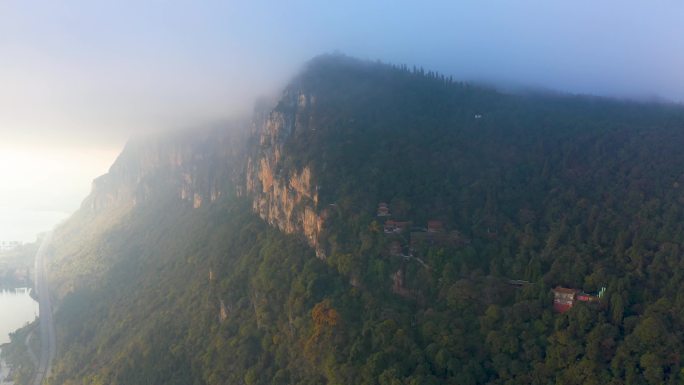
1, 0, 683, 241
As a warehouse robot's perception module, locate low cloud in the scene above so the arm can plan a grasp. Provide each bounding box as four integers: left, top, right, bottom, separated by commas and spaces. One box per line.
1, 0, 683, 239
2, 1, 683, 149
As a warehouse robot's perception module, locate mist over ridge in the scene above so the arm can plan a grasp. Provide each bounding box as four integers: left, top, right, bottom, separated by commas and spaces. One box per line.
2, 4, 684, 384
10, 52, 682, 385
2, 1, 683, 148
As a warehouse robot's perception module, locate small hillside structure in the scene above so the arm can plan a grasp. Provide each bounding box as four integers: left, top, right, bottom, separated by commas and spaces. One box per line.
552, 287, 578, 313
377, 202, 390, 217
427, 220, 444, 233
384, 220, 412, 234
552, 286, 601, 313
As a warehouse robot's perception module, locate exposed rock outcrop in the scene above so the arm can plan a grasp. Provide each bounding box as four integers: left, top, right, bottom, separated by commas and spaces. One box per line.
83, 124, 246, 213
246, 90, 327, 257
78, 76, 331, 261
219, 300, 229, 322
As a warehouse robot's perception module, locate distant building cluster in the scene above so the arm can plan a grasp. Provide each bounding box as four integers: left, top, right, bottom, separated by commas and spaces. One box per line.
375, 202, 470, 258
0, 240, 21, 252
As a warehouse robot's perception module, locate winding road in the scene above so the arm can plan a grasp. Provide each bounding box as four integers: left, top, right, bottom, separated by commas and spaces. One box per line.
30, 233, 55, 385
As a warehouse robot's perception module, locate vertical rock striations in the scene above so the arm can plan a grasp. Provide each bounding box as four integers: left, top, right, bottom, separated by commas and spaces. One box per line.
246, 89, 327, 257
78, 64, 339, 260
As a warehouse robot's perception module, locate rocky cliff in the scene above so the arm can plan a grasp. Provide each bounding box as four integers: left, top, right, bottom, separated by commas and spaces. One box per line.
75, 55, 403, 263
74, 81, 329, 260
83, 124, 246, 213
49, 123, 247, 300
246, 88, 327, 257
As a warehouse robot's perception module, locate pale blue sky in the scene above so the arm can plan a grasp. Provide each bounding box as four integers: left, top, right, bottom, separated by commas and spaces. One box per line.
1, 0, 683, 240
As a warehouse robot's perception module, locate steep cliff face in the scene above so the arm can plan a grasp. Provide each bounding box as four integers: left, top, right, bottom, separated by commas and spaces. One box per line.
73, 84, 329, 266
49, 124, 247, 300
246, 89, 327, 257
83, 125, 246, 213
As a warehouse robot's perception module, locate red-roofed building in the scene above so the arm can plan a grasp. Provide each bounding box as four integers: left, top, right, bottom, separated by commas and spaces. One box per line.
427, 220, 444, 233
552, 287, 579, 313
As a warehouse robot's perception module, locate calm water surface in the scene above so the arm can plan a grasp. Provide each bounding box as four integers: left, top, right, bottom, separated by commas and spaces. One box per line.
0, 288, 38, 344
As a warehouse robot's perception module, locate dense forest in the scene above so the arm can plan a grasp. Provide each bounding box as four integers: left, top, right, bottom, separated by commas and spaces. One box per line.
7, 54, 684, 384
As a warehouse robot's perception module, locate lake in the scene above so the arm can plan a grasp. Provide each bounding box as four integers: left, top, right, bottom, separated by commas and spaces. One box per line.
0, 288, 38, 345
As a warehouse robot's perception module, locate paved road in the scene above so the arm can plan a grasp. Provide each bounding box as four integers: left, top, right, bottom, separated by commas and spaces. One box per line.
24, 331, 38, 368
30, 233, 55, 385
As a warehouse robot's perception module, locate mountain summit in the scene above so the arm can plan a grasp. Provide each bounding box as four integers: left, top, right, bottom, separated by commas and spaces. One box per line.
10, 55, 684, 385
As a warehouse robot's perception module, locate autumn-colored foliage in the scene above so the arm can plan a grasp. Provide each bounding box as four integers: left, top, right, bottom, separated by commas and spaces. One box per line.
311, 299, 340, 336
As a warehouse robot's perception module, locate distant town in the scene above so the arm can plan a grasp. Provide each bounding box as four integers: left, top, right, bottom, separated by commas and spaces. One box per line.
0, 241, 22, 252
0, 241, 33, 288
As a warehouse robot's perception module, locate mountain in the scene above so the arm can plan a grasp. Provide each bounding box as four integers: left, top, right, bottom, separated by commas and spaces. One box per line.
8, 54, 684, 384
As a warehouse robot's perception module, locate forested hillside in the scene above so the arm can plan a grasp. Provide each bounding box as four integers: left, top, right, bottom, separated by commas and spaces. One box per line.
7, 54, 684, 385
